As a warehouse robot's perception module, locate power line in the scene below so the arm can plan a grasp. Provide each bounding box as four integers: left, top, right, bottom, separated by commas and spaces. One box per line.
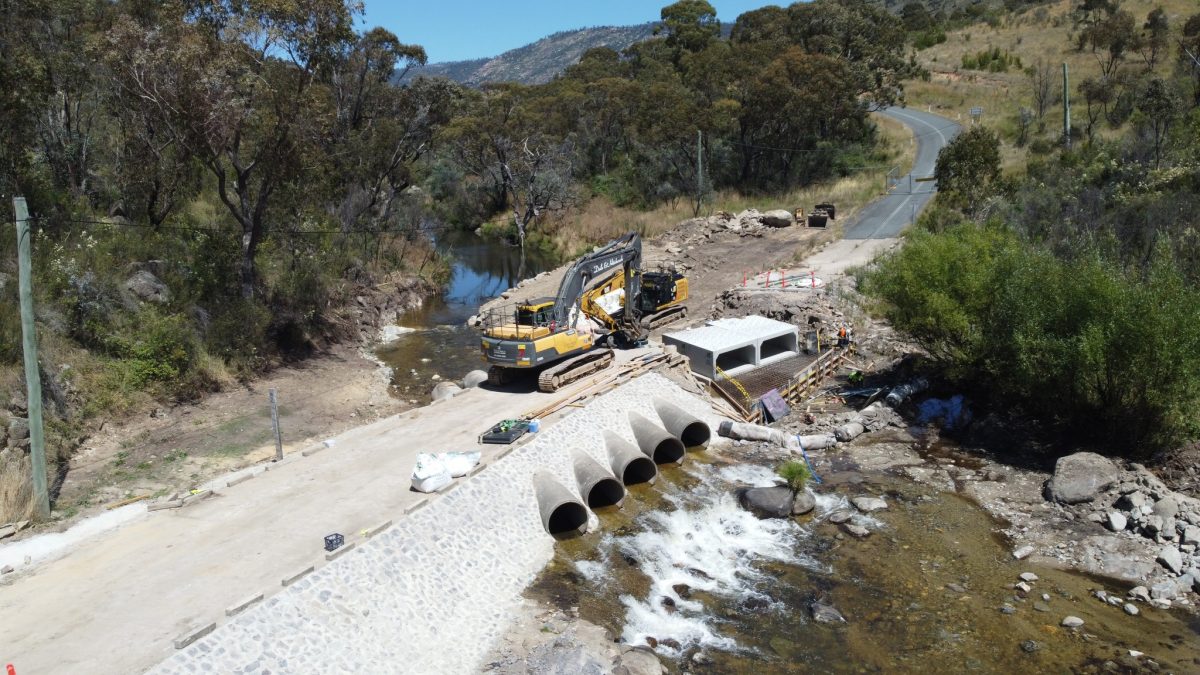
726, 121, 959, 155
27, 216, 461, 236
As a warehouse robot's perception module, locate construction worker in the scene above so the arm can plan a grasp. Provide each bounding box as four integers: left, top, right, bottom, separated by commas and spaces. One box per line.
837, 325, 848, 347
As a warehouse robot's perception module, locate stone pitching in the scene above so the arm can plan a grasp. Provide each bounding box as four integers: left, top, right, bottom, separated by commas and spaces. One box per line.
149, 373, 722, 674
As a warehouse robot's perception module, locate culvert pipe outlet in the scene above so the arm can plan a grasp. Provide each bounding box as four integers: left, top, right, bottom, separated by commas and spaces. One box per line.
629, 411, 686, 465
532, 471, 589, 537
572, 451, 625, 509
653, 398, 711, 449
604, 431, 658, 486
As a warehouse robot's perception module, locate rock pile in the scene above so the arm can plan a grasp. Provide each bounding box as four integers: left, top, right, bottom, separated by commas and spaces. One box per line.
1043, 453, 1200, 606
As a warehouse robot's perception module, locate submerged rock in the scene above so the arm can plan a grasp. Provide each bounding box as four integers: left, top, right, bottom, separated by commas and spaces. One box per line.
842, 523, 871, 538
810, 600, 846, 624
828, 510, 853, 525
851, 496, 887, 513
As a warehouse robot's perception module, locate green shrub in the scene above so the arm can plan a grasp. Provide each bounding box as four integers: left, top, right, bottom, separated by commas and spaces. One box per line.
206, 299, 271, 379
777, 460, 812, 492
107, 309, 198, 387
862, 224, 1200, 454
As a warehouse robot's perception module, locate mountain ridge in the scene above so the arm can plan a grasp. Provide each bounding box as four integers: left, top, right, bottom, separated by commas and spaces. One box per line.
397, 23, 661, 86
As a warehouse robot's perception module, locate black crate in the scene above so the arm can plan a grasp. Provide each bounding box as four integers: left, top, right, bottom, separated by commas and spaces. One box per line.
324, 533, 344, 552
479, 420, 530, 445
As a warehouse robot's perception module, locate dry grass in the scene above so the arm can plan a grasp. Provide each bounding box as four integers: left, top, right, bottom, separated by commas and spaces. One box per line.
543, 111, 915, 256
1, 454, 34, 524
908, 0, 1195, 162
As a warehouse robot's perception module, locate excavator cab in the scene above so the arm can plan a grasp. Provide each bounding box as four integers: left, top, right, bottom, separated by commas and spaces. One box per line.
637, 268, 688, 329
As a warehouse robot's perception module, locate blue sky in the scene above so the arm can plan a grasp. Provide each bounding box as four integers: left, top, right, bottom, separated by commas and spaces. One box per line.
360, 1, 779, 63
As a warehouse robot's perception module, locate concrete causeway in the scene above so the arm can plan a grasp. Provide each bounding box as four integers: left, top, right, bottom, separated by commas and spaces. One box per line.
149, 373, 721, 674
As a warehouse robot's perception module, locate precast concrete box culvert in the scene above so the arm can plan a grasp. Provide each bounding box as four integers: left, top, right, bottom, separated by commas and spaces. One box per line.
664, 315, 801, 380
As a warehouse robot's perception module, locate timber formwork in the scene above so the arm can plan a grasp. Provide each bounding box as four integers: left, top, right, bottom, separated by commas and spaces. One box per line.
712, 345, 853, 423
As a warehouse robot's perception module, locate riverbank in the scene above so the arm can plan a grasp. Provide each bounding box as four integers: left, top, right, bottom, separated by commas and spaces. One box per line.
2, 270, 439, 531
478, 275, 1200, 672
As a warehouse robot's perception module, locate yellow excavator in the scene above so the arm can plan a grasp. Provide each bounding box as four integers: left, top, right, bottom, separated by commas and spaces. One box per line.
478, 233, 687, 392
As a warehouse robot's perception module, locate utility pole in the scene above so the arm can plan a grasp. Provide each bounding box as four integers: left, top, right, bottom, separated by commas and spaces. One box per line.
696, 130, 703, 210
1062, 63, 1071, 149
13, 197, 50, 520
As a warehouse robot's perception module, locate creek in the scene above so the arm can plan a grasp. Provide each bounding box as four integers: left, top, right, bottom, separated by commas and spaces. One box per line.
526, 441, 1200, 673
378, 231, 1200, 672
375, 230, 554, 400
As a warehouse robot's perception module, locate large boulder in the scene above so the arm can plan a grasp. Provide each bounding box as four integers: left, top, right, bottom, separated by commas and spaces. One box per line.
792, 490, 816, 515
760, 209, 795, 228
737, 486, 794, 519
123, 270, 170, 304
461, 370, 489, 389
430, 381, 462, 402
1045, 452, 1120, 504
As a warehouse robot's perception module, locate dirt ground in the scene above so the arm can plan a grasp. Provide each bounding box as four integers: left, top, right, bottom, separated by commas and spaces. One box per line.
477, 213, 867, 327
52, 344, 407, 522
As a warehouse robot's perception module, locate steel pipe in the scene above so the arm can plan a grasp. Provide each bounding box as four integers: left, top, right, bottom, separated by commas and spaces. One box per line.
653, 398, 711, 449
572, 451, 625, 508
532, 471, 588, 536
629, 411, 686, 464
604, 430, 657, 485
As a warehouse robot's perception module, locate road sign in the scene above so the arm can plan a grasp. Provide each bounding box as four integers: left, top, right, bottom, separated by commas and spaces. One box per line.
969, 107, 983, 116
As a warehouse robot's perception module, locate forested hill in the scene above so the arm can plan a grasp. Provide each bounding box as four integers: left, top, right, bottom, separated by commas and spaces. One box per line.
398, 24, 660, 86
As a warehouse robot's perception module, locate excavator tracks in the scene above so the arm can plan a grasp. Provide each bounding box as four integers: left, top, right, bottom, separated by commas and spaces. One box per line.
643, 305, 687, 331
537, 348, 615, 393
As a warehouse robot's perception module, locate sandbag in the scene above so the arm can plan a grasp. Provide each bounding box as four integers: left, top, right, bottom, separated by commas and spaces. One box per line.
411, 453, 451, 493
442, 451, 481, 477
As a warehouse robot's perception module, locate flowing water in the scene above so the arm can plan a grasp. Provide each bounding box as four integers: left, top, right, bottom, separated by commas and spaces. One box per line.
375, 231, 554, 399
376, 232, 1200, 672
527, 448, 1200, 674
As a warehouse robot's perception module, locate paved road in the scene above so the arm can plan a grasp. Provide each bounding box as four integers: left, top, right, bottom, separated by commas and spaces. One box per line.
843, 106, 960, 240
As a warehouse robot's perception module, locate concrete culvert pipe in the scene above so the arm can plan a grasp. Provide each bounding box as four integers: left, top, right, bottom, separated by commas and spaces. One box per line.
653, 398, 711, 449
532, 471, 589, 537
604, 431, 658, 486
629, 411, 686, 464
573, 451, 625, 508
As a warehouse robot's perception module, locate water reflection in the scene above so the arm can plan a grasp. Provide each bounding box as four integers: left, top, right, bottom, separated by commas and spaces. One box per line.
376, 230, 555, 398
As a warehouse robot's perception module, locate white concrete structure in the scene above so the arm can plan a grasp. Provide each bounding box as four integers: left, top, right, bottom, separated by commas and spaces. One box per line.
664, 315, 800, 380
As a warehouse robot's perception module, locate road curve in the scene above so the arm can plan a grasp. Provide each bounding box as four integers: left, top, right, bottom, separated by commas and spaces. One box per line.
844, 106, 961, 240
